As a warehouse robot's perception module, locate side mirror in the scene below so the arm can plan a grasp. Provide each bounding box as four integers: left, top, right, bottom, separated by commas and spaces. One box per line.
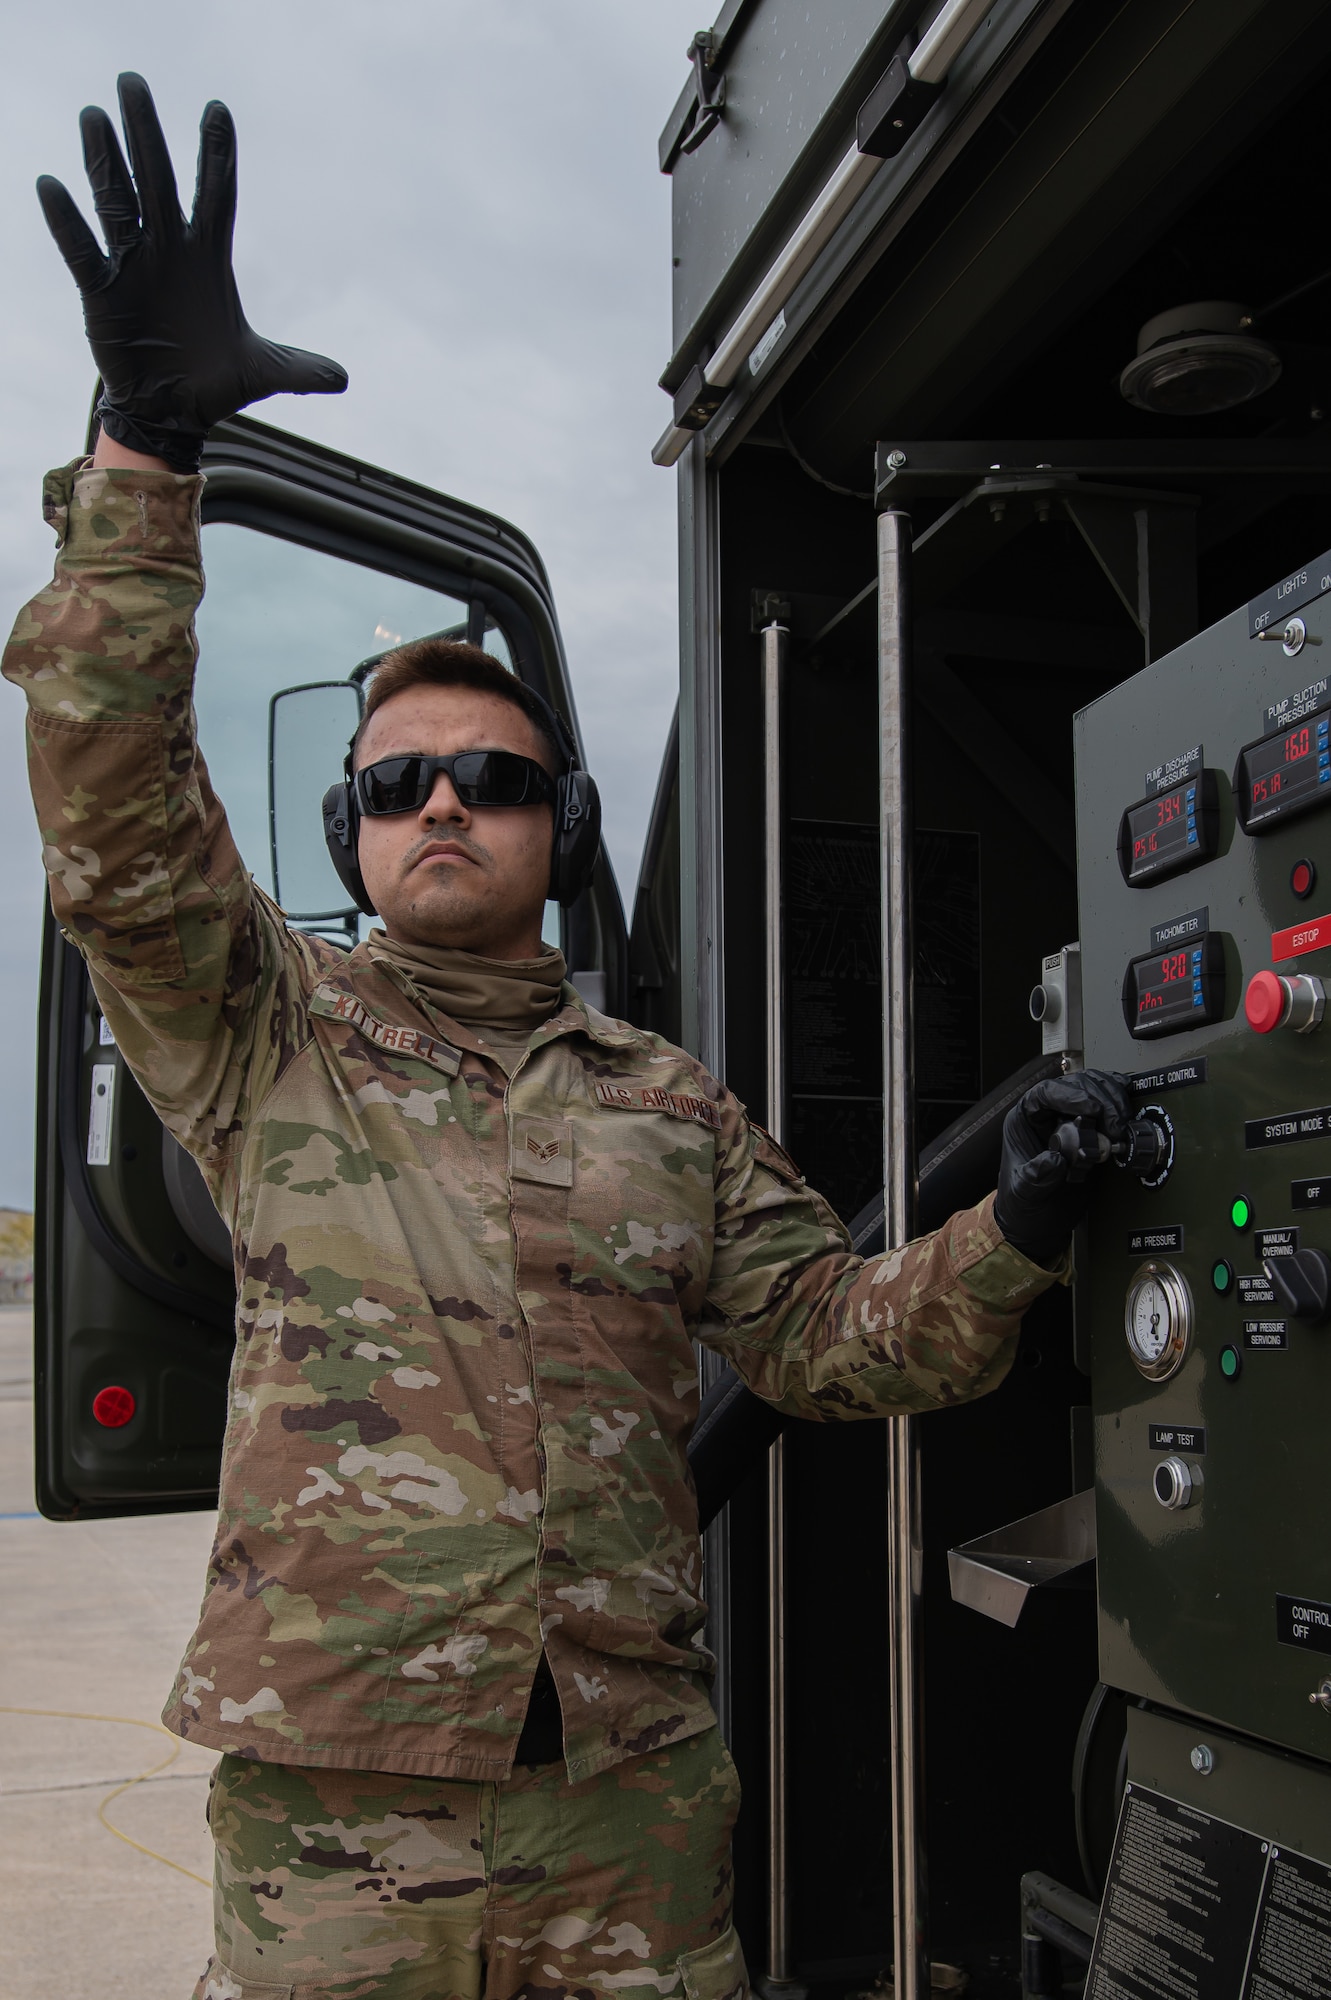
269, 681, 364, 921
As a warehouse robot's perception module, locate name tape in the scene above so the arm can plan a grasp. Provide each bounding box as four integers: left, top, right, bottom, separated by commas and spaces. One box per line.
595, 1080, 722, 1130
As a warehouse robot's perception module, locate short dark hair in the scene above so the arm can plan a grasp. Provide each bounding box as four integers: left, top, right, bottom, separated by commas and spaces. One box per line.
350, 638, 564, 774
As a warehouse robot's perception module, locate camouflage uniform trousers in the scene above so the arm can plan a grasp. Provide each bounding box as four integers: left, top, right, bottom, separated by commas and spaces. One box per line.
194, 1726, 747, 2000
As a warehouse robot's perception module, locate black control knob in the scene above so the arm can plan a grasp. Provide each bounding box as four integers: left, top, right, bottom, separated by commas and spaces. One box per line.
1118, 1115, 1170, 1181
1265, 1248, 1331, 1324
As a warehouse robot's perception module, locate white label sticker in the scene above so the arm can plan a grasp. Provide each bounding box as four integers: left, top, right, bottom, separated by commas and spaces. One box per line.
98, 1016, 116, 1046
87, 1063, 115, 1167
749, 309, 787, 375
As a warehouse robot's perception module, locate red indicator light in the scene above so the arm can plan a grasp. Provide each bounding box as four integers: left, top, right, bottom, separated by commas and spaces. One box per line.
1245, 969, 1287, 1034
1292, 859, 1318, 900
92, 1385, 136, 1428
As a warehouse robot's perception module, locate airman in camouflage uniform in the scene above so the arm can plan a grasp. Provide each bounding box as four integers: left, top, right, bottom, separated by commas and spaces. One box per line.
13, 74, 1126, 2000
5, 451, 1067, 1785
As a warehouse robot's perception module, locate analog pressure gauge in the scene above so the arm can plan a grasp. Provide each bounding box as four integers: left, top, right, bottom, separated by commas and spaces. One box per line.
1124, 1260, 1192, 1381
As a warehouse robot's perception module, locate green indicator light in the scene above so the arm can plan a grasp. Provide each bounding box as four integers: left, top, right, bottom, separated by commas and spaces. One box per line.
1231, 1196, 1252, 1230
1220, 1344, 1242, 1380
1211, 1260, 1233, 1295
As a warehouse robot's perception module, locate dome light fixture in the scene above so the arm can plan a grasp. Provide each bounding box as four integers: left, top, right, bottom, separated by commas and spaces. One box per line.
1119, 301, 1281, 416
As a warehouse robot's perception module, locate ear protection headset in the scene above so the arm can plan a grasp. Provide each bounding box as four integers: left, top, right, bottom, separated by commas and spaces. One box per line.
320, 686, 602, 917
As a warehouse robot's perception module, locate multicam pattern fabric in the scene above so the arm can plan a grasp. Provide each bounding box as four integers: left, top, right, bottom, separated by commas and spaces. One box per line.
2, 462, 1065, 1785
197, 1727, 744, 2000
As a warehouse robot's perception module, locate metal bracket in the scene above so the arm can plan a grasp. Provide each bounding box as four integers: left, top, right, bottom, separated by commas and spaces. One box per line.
751, 590, 792, 632
678, 33, 727, 157
948, 1489, 1097, 1627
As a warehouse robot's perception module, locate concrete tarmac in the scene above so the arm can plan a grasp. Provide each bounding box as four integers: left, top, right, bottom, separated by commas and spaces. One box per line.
0, 1309, 219, 1998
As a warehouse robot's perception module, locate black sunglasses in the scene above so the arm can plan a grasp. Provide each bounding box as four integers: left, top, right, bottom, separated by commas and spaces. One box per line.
353, 751, 557, 817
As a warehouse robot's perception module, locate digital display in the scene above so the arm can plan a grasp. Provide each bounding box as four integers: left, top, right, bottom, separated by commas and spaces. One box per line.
1122, 933, 1225, 1040
1237, 710, 1331, 831
1117, 771, 1218, 886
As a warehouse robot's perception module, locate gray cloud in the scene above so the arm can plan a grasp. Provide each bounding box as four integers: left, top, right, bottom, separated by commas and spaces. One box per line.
0, 1, 696, 1205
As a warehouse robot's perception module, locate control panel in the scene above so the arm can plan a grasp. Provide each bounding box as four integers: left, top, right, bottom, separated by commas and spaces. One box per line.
1074, 565, 1331, 1766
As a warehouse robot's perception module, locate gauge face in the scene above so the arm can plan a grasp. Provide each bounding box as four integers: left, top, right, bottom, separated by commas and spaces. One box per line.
1124, 1260, 1191, 1380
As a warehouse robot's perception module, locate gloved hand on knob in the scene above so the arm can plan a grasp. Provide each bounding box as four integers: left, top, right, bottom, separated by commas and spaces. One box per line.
37, 73, 347, 471
994, 1069, 1132, 1266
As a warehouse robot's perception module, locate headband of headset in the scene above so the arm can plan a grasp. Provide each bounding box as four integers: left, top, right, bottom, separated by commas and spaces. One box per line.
320, 681, 601, 917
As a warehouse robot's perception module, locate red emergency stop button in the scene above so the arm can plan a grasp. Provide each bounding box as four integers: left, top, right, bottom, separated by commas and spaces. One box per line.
1246, 969, 1287, 1033
92, 1385, 136, 1428
1293, 859, 1318, 900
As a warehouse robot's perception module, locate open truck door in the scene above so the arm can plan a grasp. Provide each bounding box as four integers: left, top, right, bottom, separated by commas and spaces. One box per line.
34, 414, 628, 1522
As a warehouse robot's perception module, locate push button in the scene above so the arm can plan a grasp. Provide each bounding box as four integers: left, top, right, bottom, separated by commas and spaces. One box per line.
1245, 969, 1326, 1034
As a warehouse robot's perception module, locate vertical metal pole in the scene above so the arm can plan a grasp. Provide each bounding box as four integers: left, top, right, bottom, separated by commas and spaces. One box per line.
678, 439, 733, 1739
878, 508, 928, 1998
760, 619, 803, 2000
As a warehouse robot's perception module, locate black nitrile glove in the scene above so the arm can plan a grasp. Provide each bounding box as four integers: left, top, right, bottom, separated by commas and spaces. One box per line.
993, 1069, 1131, 1266
37, 73, 347, 472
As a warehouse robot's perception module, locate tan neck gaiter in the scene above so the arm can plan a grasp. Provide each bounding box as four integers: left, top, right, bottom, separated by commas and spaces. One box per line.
366, 932, 567, 1069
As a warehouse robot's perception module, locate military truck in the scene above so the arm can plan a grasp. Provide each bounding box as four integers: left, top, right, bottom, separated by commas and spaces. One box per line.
31, 0, 1331, 1992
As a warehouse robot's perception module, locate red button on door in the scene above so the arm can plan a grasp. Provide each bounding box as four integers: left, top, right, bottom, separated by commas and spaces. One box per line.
91, 1385, 136, 1428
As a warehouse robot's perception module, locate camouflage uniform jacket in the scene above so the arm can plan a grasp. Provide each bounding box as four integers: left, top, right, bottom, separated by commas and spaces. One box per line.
3, 463, 1064, 1785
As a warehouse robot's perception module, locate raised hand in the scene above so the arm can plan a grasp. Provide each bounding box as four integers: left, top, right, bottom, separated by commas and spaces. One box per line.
37, 73, 347, 471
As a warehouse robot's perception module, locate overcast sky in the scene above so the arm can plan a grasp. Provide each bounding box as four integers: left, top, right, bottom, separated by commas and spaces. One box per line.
0, 2, 701, 1208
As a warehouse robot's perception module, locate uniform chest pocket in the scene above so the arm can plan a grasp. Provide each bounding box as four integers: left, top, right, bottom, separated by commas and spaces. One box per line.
511, 1116, 574, 1187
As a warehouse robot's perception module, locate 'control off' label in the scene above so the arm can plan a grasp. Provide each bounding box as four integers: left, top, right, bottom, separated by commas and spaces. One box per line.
1277, 1593, 1331, 1655
1244, 1319, 1288, 1348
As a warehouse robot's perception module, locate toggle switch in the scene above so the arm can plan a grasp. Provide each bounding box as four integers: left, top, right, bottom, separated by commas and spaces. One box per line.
1264, 1247, 1331, 1323
1245, 969, 1326, 1035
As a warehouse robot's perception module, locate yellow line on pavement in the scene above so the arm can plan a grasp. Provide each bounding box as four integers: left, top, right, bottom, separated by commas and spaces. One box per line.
0, 1704, 211, 1887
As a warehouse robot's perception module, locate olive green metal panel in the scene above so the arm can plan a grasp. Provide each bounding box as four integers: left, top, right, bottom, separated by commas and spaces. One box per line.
1128, 1706, 1331, 1866
1074, 588, 1331, 1768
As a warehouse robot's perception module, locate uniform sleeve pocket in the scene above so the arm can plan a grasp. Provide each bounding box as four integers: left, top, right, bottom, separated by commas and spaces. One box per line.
678, 1923, 749, 2000
27, 712, 186, 983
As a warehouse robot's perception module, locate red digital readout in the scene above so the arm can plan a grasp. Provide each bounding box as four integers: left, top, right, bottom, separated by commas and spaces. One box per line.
1137, 952, 1190, 1016
1132, 788, 1186, 864
1251, 728, 1314, 809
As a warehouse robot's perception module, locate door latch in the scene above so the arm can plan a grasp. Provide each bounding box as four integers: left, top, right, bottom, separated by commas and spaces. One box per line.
679, 32, 726, 156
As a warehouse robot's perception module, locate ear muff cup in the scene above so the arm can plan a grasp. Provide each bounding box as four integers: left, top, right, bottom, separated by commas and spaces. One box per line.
321, 781, 377, 916
320, 695, 602, 918
549, 768, 602, 907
